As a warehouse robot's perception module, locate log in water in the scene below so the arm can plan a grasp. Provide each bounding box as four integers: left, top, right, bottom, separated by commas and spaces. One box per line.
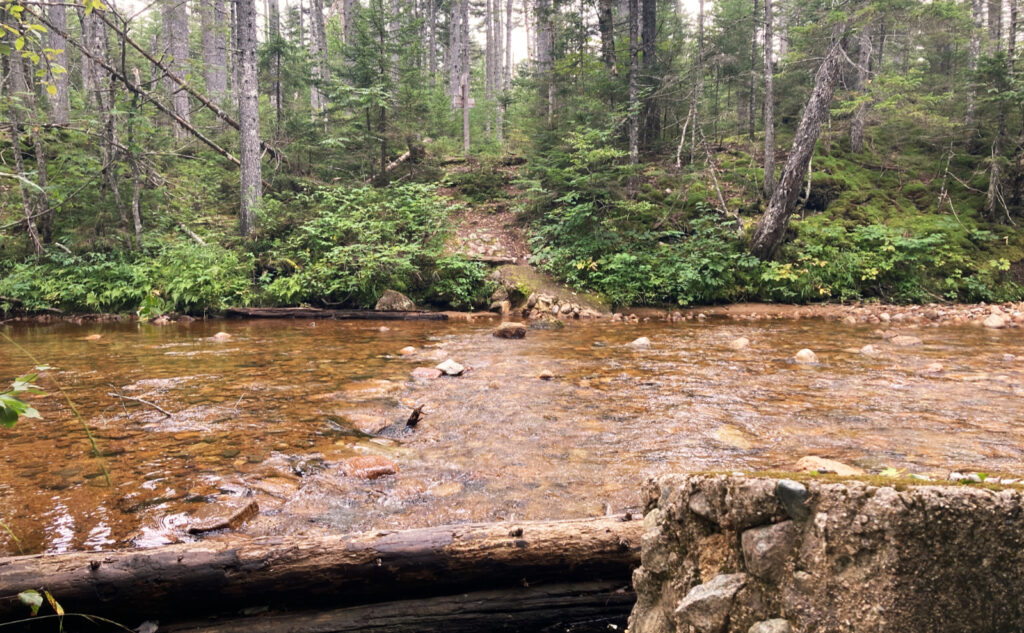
0, 516, 641, 625
225, 307, 449, 320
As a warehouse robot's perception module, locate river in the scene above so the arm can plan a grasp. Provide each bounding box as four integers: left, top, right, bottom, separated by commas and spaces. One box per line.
1, 316, 1022, 555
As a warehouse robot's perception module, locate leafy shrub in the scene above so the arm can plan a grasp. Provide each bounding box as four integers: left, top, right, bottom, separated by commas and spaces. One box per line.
0, 242, 253, 315
260, 184, 490, 308
442, 164, 509, 203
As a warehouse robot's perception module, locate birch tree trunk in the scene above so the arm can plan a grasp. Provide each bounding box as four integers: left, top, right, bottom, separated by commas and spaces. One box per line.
48, 2, 71, 125
485, 0, 493, 138
237, 0, 261, 238
750, 26, 848, 260
268, 0, 282, 127
161, 0, 191, 139
762, 0, 775, 197
850, 22, 873, 153
461, 0, 470, 153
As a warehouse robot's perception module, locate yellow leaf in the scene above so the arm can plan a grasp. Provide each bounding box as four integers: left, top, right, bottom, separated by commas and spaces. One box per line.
15, 37, 25, 51
46, 84, 57, 96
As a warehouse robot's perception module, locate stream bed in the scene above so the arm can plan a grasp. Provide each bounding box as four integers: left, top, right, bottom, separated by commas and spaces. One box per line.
1, 316, 1022, 555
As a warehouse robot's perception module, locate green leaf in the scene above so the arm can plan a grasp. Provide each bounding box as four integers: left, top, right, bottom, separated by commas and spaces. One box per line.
14, 36, 25, 51
18, 590, 43, 616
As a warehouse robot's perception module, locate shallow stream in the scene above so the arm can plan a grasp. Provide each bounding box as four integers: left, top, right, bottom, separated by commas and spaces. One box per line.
1, 316, 1022, 555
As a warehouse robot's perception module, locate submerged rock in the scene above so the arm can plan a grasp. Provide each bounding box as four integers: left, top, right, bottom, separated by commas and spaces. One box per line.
793, 349, 818, 363
212, 332, 232, 341
411, 367, 443, 380
629, 337, 652, 350
375, 289, 415, 311
889, 335, 923, 346
729, 337, 751, 350
186, 498, 259, 534
342, 455, 398, 479
398, 346, 417, 356
493, 322, 527, 339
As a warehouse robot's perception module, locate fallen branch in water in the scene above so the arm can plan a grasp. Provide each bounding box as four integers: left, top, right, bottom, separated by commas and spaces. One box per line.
106, 392, 172, 417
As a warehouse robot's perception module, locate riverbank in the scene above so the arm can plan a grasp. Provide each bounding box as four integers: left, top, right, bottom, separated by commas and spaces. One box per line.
4, 300, 1024, 330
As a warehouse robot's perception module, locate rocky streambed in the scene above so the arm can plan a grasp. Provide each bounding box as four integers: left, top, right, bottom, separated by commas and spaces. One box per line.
1, 306, 1022, 556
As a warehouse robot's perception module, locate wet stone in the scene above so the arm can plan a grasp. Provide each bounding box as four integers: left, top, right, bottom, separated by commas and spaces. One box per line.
629, 337, 652, 350
342, 455, 399, 480
436, 359, 465, 376
186, 498, 259, 534
493, 322, 527, 339
411, 367, 443, 380
793, 349, 818, 364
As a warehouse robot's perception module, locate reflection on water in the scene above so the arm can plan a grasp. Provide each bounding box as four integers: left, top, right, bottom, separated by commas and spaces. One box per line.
1, 317, 1022, 554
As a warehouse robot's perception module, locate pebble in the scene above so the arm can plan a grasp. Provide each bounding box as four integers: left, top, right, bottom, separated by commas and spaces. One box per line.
538, 369, 555, 380
398, 346, 417, 355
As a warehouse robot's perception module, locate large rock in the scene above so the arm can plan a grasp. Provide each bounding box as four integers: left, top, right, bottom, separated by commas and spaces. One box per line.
741, 521, 797, 582
375, 289, 415, 311
674, 573, 750, 633
630, 474, 1024, 633
794, 455, 866, 476
983, 313, 1007, 329
493, 322, 527, 339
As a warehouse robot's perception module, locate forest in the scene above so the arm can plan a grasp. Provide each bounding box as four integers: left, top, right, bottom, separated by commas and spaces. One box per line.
1, 0, 1022, 315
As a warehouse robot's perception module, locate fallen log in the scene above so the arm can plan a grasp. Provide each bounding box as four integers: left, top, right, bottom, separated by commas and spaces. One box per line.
465, 254, 519, 265
225, 307, 449, 321
163, 581, 634, 633
0, 516, 641, 625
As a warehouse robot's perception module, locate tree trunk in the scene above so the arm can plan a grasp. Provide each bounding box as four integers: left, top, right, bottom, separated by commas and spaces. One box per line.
309, 0, 329, 114
598, 0, 617, 76
989, 0, 1003, 44
160, 0, 191, 139
640, 0, 658, 146
967, 0, 983, 126
536, 0, 553, 122
850, 22, 873, 153
748, 0, 759, 141
236, 0, 261, 238
200, 0, 229, 104
428, 0, 437, 83
762, 0, 775, 197
461, 0, 470, 154
269, 0, 282, 128
0, 516, 641, 624
750, 25, 848, 260
628, 0, 639, 186
4, 54, 45, 256
47, 2, 70, 125
485, 0, 494, 138
164, 581, 634, 633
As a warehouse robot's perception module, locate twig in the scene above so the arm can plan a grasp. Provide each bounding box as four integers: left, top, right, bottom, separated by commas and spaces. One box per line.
106, 392, 172, 417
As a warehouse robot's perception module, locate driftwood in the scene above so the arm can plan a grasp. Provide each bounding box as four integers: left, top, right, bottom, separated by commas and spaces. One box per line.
465, 254, 518, 265
0, 516, 641, 624
163, 581, 634, 633
225, 307, 449, 321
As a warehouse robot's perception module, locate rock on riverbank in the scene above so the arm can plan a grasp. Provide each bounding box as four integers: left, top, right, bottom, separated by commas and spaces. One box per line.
630, 474, 1024, 633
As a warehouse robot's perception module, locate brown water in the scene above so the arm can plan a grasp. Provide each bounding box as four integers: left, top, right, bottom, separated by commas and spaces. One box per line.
1, 317, 1022, 555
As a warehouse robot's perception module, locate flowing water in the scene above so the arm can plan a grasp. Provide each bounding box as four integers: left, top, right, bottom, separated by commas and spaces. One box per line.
1, 316, 1022, 555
